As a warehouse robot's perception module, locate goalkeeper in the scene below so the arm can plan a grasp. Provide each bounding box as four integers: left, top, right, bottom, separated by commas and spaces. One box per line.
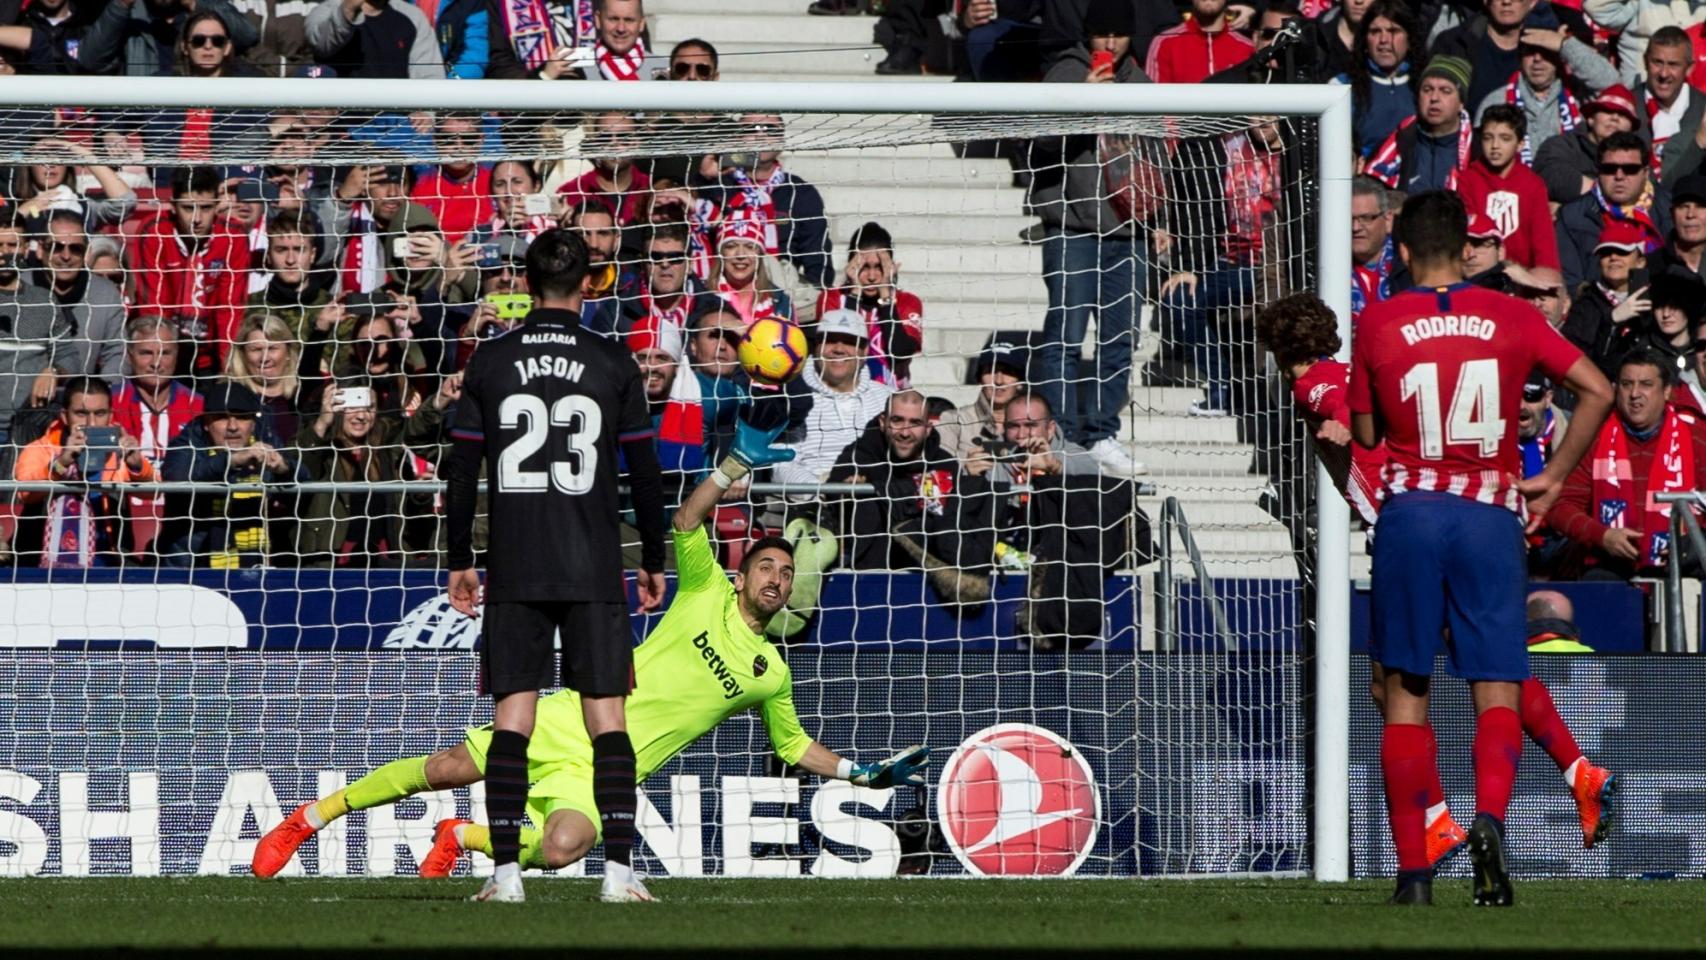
254, 412, 929, 900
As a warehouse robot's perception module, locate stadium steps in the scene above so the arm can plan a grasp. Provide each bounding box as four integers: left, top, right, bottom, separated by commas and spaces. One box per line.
649, 3, 1300, 581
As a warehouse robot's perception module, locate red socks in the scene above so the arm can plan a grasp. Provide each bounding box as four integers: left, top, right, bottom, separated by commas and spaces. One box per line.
1519, 676, 1584, 773
1381, 723, 1437, 872
1473, 706, 1522, 822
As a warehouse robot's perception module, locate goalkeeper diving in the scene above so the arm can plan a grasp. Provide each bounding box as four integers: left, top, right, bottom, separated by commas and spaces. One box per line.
253, 413, 929, 899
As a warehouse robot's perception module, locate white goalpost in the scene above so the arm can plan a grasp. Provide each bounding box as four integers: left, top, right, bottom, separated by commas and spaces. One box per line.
0, 76, 1350, 881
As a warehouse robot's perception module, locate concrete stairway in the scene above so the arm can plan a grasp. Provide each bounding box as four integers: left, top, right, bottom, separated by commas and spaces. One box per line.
647, 2, 1300, 578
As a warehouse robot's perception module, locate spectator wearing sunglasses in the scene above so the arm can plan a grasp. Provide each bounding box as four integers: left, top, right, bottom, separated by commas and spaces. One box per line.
1554, 131, 1672, 290
594, 223, 704, 338
77, 0, 258, 77
668, 37, 717, 81
124, 11, 267, 184
32, 211, 125, 383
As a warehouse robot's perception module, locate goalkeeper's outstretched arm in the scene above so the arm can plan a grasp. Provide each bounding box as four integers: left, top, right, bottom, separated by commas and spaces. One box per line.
674, 413, 796, 534
795, 741, 931, 789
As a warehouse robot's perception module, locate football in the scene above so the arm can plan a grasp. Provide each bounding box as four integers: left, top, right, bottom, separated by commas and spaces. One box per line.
738, 317, 810, 385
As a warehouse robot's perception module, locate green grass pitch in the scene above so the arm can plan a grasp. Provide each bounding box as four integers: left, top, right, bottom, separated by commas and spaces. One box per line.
1, 877, 1702, 952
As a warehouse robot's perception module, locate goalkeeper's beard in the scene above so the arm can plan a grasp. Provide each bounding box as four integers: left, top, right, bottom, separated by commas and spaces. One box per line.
743, 584, 789, 619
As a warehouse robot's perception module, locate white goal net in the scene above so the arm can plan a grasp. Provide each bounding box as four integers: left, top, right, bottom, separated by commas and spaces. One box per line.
0, 78, 1350, 880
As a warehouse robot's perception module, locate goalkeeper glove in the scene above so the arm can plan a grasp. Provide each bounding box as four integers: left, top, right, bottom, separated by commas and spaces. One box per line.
842, 745, 930, 788
713, 420, 796, 490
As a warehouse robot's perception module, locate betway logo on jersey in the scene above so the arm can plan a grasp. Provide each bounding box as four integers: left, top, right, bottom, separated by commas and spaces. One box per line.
691, 631, 744, 701
937, 724, 1100, 876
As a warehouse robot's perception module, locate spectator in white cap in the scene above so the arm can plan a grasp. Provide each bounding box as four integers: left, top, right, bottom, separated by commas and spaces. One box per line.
709, 207, 794, 324
773, 308, 894, 492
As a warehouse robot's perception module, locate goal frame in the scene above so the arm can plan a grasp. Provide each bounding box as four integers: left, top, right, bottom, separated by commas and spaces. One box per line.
5, 75, 1354, 882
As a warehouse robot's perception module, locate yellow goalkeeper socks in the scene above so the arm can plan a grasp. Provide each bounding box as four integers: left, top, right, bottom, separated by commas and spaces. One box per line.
330, 755, 432, 823
460, 823, 548, 869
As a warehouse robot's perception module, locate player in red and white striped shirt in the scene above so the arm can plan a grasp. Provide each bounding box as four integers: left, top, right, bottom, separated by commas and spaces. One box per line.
1348, 192, 1613, 906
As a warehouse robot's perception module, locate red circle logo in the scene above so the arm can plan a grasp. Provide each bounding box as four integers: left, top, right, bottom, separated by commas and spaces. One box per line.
936, 723, 1101, 876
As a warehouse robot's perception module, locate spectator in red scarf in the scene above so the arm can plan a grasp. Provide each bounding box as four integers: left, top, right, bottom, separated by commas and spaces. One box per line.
558, 112, 653, 225
691, 114, 837, 288
1145, 0, 1255, 83
1629, 27, 1706, 183
595, 223, 702, 338
626, 316, 704, 484
814, 222, 924, 389
486, 0, 590, 80
1460, 104, 1563, 270
1549, 349, 1706, 579
1534, 83, 1638, 205
708, 208, 794, 325
587, 0, 665, 80
1554, 131, 1672, 289
1472, 17, 1615, 163
333, 162, 413, 295
410, 113, 494, 245
131, 166, 252, 382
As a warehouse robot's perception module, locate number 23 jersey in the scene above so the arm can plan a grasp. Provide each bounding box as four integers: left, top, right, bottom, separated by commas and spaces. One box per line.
452, 308, 654, 602
1348, 283, 1581, 513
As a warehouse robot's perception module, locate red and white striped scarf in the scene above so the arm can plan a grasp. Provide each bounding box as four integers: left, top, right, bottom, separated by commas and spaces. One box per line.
596, 39, 647, 80
1505, 74, 1581, 165
727, 166, 784, 254
340, 201, 385, 295
502, 0, 591, 71
688, 196, 719, 280
715, 277, 778, 325
642, 289, 691, 332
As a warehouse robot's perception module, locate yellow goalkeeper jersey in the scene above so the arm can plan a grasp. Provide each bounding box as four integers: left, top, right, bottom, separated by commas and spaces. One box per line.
470, 523, 812, 780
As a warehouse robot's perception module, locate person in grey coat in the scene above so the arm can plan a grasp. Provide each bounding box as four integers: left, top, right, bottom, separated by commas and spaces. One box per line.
0, 214, 71, 445
1473, 22, 1618, 157
1534, 84, 1640, 204
34, 211, 125, 383
76, 0, 258, 76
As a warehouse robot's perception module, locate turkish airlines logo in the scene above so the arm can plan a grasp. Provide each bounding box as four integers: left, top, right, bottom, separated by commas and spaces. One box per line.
937, 724, 1100, 876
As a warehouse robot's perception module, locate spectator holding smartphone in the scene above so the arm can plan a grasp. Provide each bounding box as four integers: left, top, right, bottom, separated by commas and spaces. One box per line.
936, 340, 1028, 464
454, 236, 532, 369
5, 137, 136, 237
12, 376, 156, 568
333, 161, 413, 295
297, 375, 453, 567
467, 160, 556, 247
814, 222, 924, 389
0, 209, 70, 446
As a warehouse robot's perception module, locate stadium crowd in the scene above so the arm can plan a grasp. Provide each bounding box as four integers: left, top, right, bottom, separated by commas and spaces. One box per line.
0, 0, 1699, 641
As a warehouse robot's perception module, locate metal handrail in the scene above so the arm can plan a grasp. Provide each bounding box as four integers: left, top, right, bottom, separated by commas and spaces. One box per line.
1154, 495, 1237, 652
1657, 492, 1706, 652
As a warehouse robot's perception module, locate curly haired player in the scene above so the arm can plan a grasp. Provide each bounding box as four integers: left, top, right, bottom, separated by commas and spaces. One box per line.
1257, 290, 1621, 890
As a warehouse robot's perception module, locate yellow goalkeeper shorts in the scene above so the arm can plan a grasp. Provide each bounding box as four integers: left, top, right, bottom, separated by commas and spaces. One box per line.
462, 724, 603, 844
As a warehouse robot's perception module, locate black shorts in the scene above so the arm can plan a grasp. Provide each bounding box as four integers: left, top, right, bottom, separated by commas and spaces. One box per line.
479, 601, 635, 697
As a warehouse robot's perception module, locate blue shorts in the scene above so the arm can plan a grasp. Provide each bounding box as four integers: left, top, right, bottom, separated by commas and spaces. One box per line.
1369, 491, 1529, 682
